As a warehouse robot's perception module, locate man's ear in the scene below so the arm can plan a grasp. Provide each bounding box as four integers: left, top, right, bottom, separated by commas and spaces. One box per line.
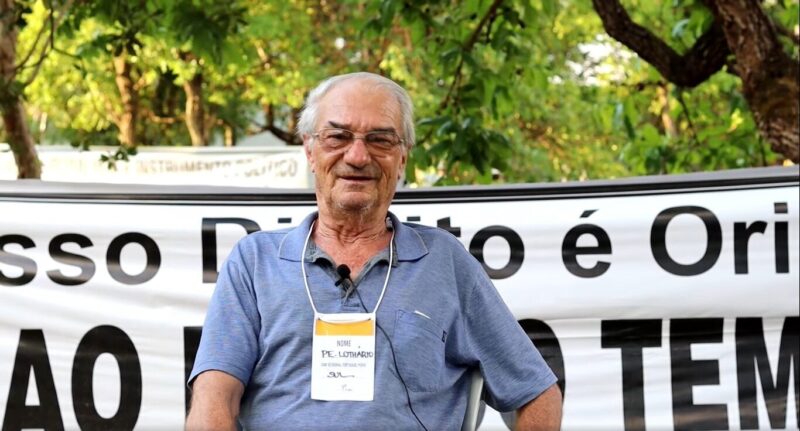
303, 135, 315, 172
398, 146, 408, 179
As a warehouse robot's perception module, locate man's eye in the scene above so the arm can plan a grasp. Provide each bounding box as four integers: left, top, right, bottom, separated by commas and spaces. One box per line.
324, 131, 352, 144
366, 134, 393, 145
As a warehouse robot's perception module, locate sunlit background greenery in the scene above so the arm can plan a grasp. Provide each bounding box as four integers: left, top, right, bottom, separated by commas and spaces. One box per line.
9, 0, 799, 185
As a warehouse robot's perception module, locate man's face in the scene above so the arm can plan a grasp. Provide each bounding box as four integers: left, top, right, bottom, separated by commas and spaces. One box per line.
304, 80, 408, 216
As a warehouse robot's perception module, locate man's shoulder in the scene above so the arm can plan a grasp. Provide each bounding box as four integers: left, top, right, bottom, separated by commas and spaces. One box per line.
401, 221, 452, 238
238, 226, 292, 243
230, 225, 297, 258
399, 221, 471, 258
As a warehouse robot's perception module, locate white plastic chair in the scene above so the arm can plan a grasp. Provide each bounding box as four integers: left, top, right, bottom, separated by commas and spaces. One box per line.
461, 368, 485, 431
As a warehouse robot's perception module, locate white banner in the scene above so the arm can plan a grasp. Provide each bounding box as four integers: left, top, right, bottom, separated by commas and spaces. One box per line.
0, 167, 797, 430
0, 145, 312, 188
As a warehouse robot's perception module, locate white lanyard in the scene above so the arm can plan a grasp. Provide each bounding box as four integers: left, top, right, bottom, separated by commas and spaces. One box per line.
301, 220, 395, 315
301, 219, 395, 401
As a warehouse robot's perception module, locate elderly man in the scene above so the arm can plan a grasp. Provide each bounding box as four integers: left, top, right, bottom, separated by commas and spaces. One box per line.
186, 72, 561, 430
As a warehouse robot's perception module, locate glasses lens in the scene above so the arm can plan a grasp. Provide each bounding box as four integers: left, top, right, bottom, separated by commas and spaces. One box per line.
317, 128, 401, 151
365, 132, 399, 149
319, 129, 354, 149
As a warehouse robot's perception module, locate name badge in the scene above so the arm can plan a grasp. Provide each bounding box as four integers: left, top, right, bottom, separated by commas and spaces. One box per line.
311, 312, 376, 401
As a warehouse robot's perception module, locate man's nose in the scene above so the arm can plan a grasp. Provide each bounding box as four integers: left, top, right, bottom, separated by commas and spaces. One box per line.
342, 137, 371, 166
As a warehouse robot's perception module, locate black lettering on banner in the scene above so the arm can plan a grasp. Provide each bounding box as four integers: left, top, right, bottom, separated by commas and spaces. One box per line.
774, 222, 789, 274
670, 318, 728, 430
736, 317, 799, 429
733, 221, 767, 274
651, 206, 722, 276
0, 234, 37, 287
519, 319, 566, 396
201, 218, 261, 283
106, 233, 160, 284
436, 217, 461, 238
774, 202, 789, 273
72, 325, 142, 431
600, 319, 662, 431
469, 225, 524, 279
562, 210, 612, 278
47, 233, 95, 286
2, 330, 64, 431
183, 326, 202, 415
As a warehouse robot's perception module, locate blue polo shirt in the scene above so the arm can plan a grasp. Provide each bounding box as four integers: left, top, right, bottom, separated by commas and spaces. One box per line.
190, 212, 556, 430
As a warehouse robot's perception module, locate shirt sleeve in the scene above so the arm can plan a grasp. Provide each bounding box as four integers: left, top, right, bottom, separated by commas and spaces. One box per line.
462, 269, 557, 412
188, 240, 261, 387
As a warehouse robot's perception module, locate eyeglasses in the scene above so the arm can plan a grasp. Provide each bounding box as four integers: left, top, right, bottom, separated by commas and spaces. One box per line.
312, 128, 405, 152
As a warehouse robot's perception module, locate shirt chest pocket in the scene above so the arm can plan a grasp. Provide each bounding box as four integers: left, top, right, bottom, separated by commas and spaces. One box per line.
391, 310, 447, 392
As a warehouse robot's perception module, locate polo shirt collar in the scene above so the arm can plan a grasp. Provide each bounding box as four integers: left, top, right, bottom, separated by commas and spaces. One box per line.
278, 211, 428, 262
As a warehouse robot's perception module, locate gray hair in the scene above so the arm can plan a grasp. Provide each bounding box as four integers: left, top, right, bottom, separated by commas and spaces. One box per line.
296, 72, 415, 148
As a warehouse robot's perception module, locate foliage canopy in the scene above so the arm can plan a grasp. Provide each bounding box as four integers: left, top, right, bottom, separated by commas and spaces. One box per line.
6, 0, 798, 184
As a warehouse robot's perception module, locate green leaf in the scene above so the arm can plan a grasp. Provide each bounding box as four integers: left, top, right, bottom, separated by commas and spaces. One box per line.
379, 0, 399, 28
440, 47, 461, 65
639, 123, 661, 146
541, 0, 558, 17
671, 19, 690, 38
531, 69, 548, 90
418, 116, 450, 127
462, 51, 478, 69
481, 79, 496, 106
436, 120, 455, 137
623, 116, 636, 140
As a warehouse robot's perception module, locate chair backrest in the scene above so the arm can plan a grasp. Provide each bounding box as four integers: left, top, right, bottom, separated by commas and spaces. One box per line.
461, 368, 484, 431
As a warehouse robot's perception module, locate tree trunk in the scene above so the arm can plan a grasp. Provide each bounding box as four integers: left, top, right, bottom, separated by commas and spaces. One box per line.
223, 122, 235, 147
184, 72, 206, 146
594, 0, 799, 162
2, 101, 42, 178
1, 0, 41, 178
113, 53, 137, 149
286, 107, 303, 145
703, 0, 799, 163
657, 84, 676, 137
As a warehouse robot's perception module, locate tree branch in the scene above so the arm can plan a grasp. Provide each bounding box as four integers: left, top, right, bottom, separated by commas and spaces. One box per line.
17, 0, 74, 88
675, 89, 700, 148
368, 33, 393, 73
257, 104, 301, 145
465, 0, 503, 51
702, 0, 799, 162
439, 0, 504, 110
14, 10, 50, 70
592, 0, 731, 88
252, 121, 299, 145
142, 107, 178, 124
268, 124, 300, 144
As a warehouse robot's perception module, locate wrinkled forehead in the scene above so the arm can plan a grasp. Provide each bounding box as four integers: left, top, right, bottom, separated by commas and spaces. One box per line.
316, 80, 402, 131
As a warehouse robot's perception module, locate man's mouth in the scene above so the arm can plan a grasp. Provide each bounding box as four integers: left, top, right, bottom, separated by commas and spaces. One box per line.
338, 175, 374, 182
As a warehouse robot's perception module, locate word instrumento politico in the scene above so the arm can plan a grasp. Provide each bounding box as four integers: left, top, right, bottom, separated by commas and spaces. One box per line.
0, 202, 791, 286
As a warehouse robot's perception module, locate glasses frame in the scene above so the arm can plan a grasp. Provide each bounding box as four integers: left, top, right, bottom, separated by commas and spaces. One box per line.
311, 127, 405, 153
